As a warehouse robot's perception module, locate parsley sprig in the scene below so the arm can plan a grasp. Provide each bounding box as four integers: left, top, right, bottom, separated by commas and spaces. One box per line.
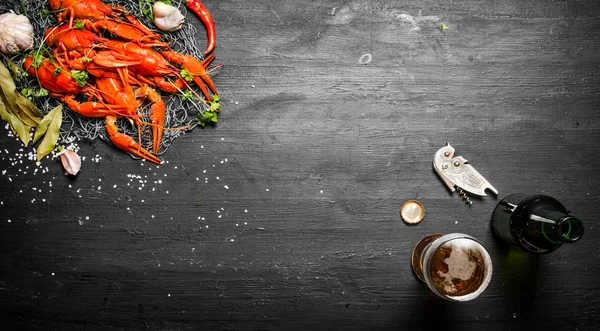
71, 70, 89, 87
197, 94, 220, 127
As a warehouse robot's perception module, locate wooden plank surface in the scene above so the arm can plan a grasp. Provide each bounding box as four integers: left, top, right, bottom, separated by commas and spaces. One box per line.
1, 0, 600, 330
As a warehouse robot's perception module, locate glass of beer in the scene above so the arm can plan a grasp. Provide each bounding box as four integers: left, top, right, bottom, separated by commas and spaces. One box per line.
411, 233, 493, 302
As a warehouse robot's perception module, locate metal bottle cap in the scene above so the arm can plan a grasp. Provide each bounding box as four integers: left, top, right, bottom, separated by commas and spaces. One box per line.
401, 200, 425, 224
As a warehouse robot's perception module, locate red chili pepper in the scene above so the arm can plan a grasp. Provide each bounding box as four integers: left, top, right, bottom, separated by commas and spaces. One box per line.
186, 0, 216, 54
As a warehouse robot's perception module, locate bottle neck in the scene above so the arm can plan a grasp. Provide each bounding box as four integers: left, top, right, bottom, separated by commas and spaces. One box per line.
530, 211, 584, 244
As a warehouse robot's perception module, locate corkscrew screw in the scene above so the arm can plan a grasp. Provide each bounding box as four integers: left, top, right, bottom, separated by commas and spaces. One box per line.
433, 143, 498, 205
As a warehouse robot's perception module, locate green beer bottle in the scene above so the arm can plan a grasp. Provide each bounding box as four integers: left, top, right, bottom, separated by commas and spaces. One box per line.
491, 194, 584, 253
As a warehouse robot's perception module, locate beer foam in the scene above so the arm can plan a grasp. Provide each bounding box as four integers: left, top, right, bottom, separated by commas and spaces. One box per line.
436, 240, 478, 294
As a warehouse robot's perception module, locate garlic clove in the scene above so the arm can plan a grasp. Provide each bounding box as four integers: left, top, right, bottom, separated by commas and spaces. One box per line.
57, 148, 82, 176
153, 2, 185, 32
0, 11, 34, 54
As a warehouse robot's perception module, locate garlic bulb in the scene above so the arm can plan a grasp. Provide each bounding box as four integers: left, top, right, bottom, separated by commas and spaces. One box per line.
153, 2, 185, 31
0, 11, 34, 54
57, 148, 82, 176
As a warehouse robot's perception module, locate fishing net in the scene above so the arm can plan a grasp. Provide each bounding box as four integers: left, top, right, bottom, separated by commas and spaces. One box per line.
0, 0, 217, 159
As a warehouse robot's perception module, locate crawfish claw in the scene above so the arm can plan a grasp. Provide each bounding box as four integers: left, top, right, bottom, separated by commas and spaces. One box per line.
106, 115, 161, 164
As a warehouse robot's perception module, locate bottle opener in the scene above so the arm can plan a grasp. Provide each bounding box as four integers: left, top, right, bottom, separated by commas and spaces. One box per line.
433, 143, 498, 204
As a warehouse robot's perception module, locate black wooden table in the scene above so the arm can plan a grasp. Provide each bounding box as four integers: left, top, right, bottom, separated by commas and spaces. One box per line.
1, 0, 599, 330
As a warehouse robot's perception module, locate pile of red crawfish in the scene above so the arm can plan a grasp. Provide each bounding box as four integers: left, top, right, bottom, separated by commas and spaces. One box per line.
23, 0, 219, 164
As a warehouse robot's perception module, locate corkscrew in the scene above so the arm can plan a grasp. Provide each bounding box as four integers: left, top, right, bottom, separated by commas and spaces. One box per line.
433, 143, 498, 205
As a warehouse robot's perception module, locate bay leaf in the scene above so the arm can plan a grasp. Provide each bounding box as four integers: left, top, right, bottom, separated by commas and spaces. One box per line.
33, 102, 57, 143
0, 60, 17, 92
0, 98, 10, 123
9, 113, 31, 146
0, 61, 18, 113
0, 60, 42, 126
36, 104, 63, 162
8, 58, 20, 81
16, 96, 42, 126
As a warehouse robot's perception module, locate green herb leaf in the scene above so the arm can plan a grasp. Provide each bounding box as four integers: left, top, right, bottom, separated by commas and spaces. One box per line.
35, 104, 63, 161
36, 88, 49, 97
21, 88, 34, 99
74, 19, 85, 29
21, 88, 48, 101
31, 51, 45, 69
71, 70, 89, 87
52, 66, 62, 77
139, 0, 154, 21
180, 90, 193, 101
197, 109, 218, 127
82, 56, 92, 63
181, 68, 194, 82
209, 100, 220, 111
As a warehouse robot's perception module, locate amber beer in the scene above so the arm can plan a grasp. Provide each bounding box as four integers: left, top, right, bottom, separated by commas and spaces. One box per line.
412, 233, 493, 301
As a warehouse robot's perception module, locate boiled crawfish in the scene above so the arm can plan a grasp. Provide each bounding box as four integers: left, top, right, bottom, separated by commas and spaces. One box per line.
25, 0, 220, 163
24, 56, 164, 164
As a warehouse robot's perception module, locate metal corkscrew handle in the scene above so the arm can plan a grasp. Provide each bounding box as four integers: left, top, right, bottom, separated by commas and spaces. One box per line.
433, 143, 498, 204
